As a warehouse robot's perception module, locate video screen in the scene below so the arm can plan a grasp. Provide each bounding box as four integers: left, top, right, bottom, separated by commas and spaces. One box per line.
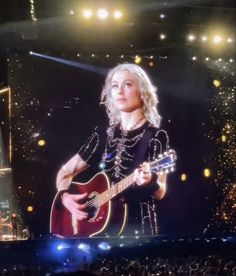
2, 47, 235, 239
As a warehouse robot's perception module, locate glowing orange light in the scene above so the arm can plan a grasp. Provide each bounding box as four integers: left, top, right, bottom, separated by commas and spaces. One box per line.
203, 168, 211, 178
134, 55, 142, 64
27, 206, 33, 212
221, 135, 227, 142
213, 79, 221, 87
38, 139, 46, 147
149, 61, 154, 67
181, 173, 187, 182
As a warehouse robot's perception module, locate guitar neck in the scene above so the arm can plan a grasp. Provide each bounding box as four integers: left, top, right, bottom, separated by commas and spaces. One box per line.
98, 173, 135, 207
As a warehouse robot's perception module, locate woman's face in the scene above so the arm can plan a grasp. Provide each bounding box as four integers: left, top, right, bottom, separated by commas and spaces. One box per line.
110, 70, 142, 113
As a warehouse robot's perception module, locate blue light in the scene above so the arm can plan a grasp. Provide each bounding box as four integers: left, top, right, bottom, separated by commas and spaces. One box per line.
98, 242, 111, 251
78, 243, 90, 251
56, 243, 70, 251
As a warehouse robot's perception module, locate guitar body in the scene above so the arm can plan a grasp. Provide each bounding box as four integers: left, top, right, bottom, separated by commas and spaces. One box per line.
50, 172, 127, 237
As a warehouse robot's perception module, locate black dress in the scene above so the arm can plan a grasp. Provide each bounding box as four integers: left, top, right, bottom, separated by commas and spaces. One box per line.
78, 121, 169, 236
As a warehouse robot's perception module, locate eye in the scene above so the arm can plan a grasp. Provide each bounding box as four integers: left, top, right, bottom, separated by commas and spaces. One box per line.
124, 82, 132, 87
111, 84, 118, 89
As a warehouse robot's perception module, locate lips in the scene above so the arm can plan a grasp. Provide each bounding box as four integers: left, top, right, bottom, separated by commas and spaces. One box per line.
117, 98, 126, 102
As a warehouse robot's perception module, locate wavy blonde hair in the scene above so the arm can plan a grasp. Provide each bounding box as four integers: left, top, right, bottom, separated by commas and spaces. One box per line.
100, 63, 161, 127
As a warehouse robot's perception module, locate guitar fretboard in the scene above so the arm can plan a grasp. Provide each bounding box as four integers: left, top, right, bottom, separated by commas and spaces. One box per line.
98, 173, 135, 207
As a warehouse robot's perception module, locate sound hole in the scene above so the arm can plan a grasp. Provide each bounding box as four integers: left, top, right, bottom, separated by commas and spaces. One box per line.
87, 192, 99, 220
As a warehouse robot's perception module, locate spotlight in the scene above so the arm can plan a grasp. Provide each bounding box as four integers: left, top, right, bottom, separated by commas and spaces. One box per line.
160, 33, 166, 40
69, 10, 74, 15
203, 168, 211, 178
98, 242, 111, 251
120, 55, 124, 58
181, 174, 187, 182
149, 61, 154, 67
213, 35, 222, 44
38, 139, 46, 147
113, 10, 123, 19
78, 243, 90, 251
201, 36, 208, 42
134, 55, 142, 64
29, 51, 33, 55
83, 9, 93, 19
106, 54, 110, 58
188, 34, 196, 41
221, 135, 227, 142
27, 206, 34, 212
205, 57, 210, 61
160, 13, 166, 19
97, 9, 109, 20
218, 58, 222, 61
57, 243, 70, 250
213, 79, 221, 87
229, 59, 234, 63
192, 56, 197, 61
227, 37, 233, 43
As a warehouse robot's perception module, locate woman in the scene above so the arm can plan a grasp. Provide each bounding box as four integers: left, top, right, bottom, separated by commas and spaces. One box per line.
53, 63, 170, 237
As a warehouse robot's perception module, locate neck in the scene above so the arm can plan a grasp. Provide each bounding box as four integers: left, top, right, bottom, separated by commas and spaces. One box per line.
120, 108, 145, 131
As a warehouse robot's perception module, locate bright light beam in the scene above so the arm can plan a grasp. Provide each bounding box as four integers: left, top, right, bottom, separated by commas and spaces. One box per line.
29, 51, 108, 75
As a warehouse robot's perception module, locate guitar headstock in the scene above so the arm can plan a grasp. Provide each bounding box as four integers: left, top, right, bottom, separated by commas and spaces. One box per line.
150, 149, 177, 175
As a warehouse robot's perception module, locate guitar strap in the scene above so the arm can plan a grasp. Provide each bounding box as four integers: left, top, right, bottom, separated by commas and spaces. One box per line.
133, 127, 154, 168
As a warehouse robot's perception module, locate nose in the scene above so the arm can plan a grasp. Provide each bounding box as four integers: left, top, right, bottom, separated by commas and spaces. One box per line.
117, 84, 124, 94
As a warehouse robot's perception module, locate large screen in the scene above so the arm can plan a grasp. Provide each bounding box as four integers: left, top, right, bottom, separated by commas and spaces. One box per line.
3, 48, 235, 239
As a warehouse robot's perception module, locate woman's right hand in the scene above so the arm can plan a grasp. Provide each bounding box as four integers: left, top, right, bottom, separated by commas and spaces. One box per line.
61, 192, 88, 220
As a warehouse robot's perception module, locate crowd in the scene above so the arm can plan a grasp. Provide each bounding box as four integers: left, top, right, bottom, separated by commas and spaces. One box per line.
0, 254, 235, 275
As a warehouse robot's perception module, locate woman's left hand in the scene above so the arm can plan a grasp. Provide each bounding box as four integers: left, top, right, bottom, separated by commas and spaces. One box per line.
134, 162, 152, 186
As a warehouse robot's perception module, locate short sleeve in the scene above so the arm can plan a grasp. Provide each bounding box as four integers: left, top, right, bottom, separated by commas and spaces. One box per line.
148, 129, 170, 162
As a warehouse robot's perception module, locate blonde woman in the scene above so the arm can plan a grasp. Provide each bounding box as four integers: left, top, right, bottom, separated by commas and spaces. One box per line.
52, 63, 171, 237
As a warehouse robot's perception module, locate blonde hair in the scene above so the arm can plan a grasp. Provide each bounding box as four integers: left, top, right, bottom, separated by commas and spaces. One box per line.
100, 63, 161, 127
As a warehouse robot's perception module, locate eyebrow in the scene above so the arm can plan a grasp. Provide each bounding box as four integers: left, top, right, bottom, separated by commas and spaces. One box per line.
111, 79, 135, 83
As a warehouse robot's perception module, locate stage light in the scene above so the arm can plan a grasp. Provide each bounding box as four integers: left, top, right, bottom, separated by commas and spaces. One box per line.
38, 139, 46, 147
221, 135, 227, 142
98, 242, 111, 250
134, 55, 142, 64
78, 243, 90, 251
106, 54, 110, 58
205, 57, 210, 61
57, 243, 70, 251
83, 9, 93, 19
91, 54, 95, 57
213, 35, 222, 44
181, 174, 187, 182
97, 9, 109, 20
29, 51, 33, 55
69, 10, 74, 15
27, 206, 33, 212
188, 34, 196, 41
149, 61, 154, 67
201, 36, 208, 42
77, 53, 80, 57
218, 58, 222, 61
203, 168, 211, 178
160, 13, 166, 19
160, 33, 166, 40
227, 37, 233, 43
120, 55, 124, 58
213, 79, 221, 87
229, 59, 234, 63
192, 56, 197, 61
113, 10, 123, 19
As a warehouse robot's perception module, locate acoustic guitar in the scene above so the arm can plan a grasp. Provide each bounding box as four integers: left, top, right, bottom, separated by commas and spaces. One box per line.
50, 149, 176, 237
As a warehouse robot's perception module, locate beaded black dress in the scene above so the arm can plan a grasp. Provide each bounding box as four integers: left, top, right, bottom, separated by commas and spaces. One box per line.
78, 121, 169, 236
